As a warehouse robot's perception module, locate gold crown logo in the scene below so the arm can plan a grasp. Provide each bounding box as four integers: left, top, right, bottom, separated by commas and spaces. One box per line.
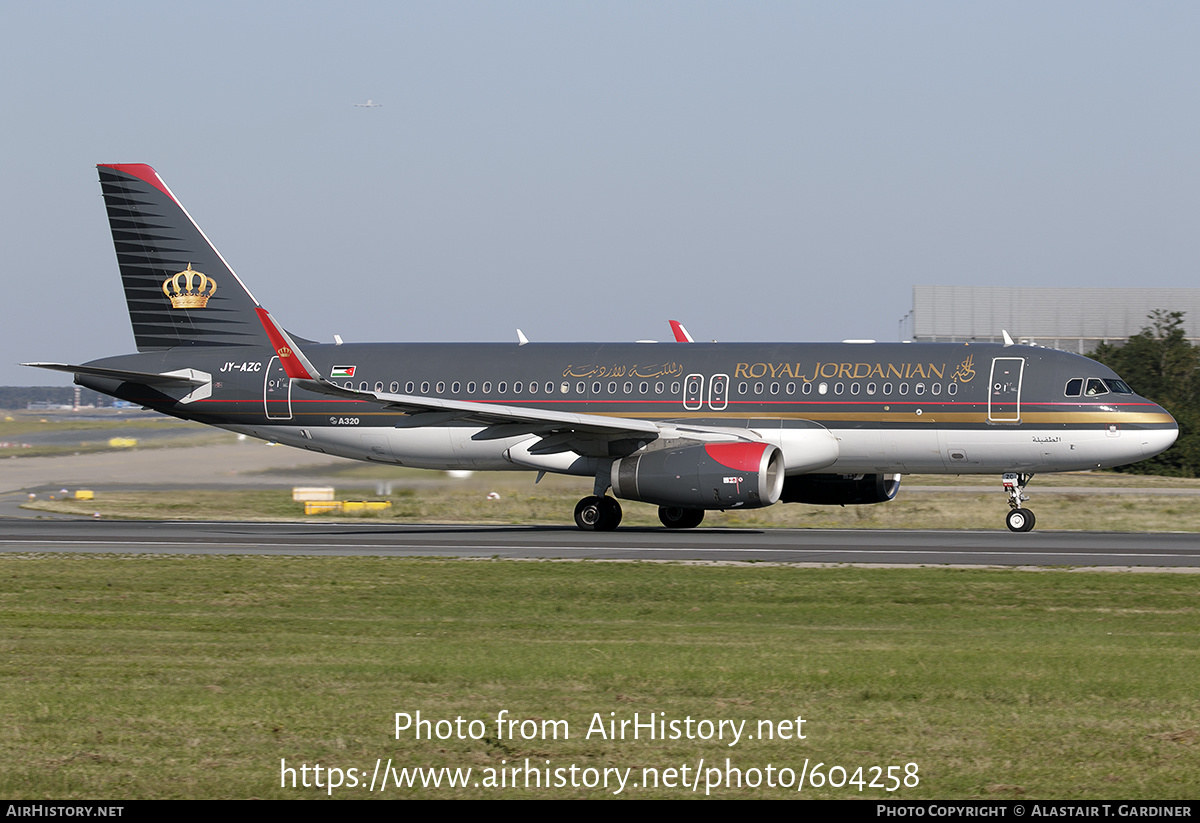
162, 264, 217, 309
277, 347, 292, 358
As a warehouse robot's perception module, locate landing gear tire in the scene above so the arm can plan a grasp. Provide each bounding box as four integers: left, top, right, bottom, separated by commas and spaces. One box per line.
658, 506, 705, 529
1005, 508, 1036, 533
574, 496, 622, 531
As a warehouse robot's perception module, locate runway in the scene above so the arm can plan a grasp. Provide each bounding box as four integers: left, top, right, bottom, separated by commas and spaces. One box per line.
2, 519, 1199, 569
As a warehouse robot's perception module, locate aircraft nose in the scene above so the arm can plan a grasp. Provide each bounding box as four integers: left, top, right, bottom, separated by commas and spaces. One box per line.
1139, 406, 1179, 459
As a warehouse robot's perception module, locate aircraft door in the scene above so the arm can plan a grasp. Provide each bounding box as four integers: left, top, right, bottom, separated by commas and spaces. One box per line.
684, 374, 704, 410
988, 357, 1024, 422
264, 356, 293, 420
708, 374, 728, 410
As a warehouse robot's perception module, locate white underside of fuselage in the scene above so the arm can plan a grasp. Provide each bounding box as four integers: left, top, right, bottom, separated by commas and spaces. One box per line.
220, 421, 1174, 478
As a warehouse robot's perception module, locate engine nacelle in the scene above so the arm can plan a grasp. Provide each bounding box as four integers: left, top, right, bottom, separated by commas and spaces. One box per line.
610, 441, 785, 509
780, 473, 902, 505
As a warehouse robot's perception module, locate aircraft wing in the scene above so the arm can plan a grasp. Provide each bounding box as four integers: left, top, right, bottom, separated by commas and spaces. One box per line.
294, 375, 662, 437
255, 308, 663, 446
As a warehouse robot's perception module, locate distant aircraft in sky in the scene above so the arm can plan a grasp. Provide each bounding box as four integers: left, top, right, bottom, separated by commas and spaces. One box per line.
354, 99, 382, 107
25, 164, 1180, 532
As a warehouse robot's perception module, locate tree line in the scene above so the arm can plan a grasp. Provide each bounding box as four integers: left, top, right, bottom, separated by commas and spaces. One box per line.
1088, 310, 1199, 476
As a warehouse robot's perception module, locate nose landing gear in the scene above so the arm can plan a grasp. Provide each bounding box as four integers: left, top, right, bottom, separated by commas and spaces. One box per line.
1002, 472, 1036, 532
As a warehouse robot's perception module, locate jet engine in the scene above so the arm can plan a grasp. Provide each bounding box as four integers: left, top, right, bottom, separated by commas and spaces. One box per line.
610, 440, 785, 509
780, 473, 901, 505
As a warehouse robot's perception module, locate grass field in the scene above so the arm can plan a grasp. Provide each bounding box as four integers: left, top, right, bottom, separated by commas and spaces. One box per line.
1, 555, 1197, 799
23, 477, 1200, 532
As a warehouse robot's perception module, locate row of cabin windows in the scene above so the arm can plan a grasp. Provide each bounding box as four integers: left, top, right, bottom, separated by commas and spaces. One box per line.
345, 380, 685, 395
1064, 378, 1133, 397
341, 378, 960, 398
736, 381, 958, 397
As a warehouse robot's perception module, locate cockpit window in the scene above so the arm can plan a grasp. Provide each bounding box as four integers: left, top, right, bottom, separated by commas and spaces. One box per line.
1064, 378, 1083, 397
1104, 379, 1133, 394
1085, 378, 1109, 397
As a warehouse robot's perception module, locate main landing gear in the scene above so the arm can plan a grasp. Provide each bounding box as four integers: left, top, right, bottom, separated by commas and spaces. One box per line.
1002, 472, 1036, 532
658, 506, 705, 529
574, 496, 622, 531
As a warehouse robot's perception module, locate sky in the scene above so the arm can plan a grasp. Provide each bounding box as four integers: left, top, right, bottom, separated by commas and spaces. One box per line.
3, 1, 1199, 386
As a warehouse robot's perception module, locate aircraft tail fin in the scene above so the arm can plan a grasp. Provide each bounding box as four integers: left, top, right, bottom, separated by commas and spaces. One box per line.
97, 164, 272, 352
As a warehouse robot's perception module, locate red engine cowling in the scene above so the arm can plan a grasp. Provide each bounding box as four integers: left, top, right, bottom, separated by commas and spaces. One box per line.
610, 441, 785, 509
780, 473, 901, 505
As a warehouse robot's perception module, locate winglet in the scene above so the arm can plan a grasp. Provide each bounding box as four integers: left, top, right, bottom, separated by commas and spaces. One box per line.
1002, 329, 1015, 348
255, 307, 320, 380
669, 320, 694, 343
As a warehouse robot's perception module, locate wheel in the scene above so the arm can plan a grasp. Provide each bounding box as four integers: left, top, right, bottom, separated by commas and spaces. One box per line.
598, 496, 622, 530
575, 496, 622, 531
1005, 508, 1035, 532
1020, 508, 1036, 531
658, 506, 705, 529
575, 496, 602, 530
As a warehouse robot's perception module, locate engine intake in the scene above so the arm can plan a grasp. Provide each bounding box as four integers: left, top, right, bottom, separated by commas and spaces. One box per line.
610, 440, 785, 509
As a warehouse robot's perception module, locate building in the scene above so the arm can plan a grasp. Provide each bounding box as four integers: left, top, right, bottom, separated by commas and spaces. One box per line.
908, 286, 1200, 353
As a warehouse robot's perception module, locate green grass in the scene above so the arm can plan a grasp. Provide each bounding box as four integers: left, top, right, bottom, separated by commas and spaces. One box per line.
1, 556, 1197, 799
23, 481, 1200, 531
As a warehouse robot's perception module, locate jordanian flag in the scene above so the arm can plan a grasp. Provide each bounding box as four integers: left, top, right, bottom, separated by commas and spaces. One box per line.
332, 366, 356, 378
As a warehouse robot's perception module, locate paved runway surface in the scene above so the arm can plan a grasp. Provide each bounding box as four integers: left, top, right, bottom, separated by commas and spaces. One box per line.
2, 520, 1198, 569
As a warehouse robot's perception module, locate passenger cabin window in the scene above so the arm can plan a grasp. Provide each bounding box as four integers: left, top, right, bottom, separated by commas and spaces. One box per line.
1065, 378, 1083, 397
389, 381, 399, 393
483, 381, 492, 393
405, 381, 415, 393
436, 381, 445, 393
497, 381, 508, 394
452, 381, 461, 393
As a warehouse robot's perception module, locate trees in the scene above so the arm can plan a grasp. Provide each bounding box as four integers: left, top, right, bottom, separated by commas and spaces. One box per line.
1088, 310, 1200, 476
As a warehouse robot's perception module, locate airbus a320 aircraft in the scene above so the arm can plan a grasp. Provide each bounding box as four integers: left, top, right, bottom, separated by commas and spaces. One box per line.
27, 165, 1179, 532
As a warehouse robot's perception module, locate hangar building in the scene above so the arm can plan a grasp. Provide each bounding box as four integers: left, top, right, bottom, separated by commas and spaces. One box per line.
908, 286, 1200, 353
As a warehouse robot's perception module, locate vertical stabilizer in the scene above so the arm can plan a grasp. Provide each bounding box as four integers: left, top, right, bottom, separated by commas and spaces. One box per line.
97, 164, 270, 351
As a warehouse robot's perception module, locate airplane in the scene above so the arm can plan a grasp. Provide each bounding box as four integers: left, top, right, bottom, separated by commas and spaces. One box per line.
26, 164, 1179, 532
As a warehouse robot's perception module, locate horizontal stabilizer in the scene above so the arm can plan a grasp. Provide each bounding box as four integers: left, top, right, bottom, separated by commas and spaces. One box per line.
22, 362, 209, 386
